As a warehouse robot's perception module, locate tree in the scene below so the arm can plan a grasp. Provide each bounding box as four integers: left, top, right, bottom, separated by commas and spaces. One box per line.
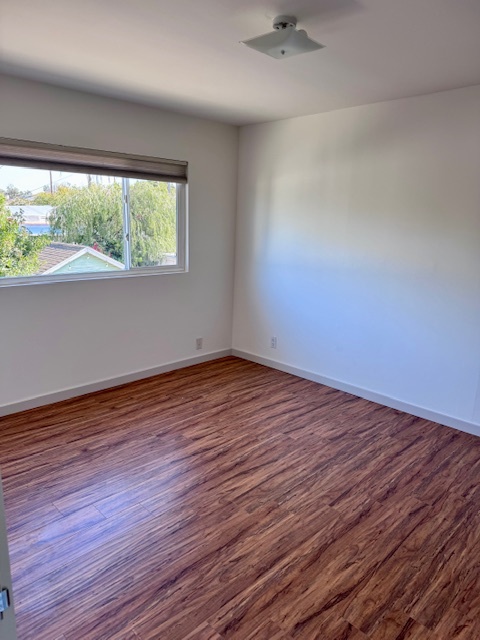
0, 194, 50, 277
50, 183, 124, 260
50, 180, 177, 265
33, 189, 56, 205
129, 180, 177, 266
1, 184, 33, 205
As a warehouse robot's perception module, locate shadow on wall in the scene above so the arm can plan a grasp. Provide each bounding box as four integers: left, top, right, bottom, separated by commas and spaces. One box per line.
235, 88, 480, 423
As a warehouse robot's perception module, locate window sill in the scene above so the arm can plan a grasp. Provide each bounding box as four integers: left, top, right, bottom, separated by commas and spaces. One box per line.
0, 265, 187, 288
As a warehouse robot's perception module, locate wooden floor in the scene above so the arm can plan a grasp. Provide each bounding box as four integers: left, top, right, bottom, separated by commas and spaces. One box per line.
1, 357, 480, 640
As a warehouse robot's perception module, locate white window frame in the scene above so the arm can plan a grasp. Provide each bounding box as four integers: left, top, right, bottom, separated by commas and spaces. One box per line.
0, 139, 188, 288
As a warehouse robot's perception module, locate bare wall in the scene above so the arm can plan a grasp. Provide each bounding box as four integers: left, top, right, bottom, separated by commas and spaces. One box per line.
233, 85, 480, 428
0, 75, 238, 408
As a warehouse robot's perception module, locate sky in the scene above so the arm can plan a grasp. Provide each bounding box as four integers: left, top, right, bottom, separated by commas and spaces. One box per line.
0, 165, 119, 194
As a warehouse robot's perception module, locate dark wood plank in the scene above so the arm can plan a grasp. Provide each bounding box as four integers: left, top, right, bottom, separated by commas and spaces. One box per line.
183, 622, 224, 640
0, 356, 479, 640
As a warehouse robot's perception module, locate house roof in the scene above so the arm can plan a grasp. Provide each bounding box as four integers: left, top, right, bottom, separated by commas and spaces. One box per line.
38, 243, 84, 273
37, 242, 125, 275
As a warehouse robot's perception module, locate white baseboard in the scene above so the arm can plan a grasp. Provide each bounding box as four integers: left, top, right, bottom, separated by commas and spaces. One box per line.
0, 350, 232, 417
4, 348, 479, 440
232, 349, 480, 438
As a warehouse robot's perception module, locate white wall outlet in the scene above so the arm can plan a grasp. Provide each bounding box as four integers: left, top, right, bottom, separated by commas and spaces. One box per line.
270, 336, 277, 349
196, 337, 203, 350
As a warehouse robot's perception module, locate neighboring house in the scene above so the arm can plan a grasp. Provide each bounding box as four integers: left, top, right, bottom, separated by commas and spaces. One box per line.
38, 243, 125, 275
8, 205, 53, 235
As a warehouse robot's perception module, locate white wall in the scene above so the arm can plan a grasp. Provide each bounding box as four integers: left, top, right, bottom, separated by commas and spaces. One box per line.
0, 75, 238, 409
233, 85, 480, 429
2, 76, 480, 432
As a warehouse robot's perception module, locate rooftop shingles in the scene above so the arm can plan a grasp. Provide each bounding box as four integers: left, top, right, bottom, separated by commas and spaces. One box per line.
37, 242, 85, 273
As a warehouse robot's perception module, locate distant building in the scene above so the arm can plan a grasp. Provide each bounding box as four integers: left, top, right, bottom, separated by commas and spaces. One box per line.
8, 205, 53, 235
38, 243, 125, 275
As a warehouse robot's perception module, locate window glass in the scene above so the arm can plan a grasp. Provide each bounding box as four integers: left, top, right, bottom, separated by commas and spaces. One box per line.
130, 180, 178, 268
0, 164, 184, 283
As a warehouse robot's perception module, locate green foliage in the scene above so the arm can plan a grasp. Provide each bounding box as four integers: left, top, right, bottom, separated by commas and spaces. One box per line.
0, 194, 50, 278
130, 180, 177, 267
50, 180, 177, 265
33, 190, 57, 205
1, 184, 33, 205
0, 179, 177, 278
50, 183, 124, 260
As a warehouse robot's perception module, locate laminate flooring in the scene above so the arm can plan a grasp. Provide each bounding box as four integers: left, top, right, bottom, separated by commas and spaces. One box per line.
1, 357, 480, 639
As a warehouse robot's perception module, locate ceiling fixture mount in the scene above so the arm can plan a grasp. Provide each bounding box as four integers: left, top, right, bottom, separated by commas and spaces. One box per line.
241, 15, 325, 59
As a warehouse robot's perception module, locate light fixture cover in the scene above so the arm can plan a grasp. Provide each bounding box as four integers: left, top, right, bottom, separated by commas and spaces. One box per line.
241, 20, 325, 59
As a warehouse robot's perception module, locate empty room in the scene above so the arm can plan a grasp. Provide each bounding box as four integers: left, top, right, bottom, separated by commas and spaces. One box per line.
1, 1, 480, 639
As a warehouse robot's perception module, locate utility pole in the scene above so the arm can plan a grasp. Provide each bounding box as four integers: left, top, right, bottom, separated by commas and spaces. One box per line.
49, 171, 53, 194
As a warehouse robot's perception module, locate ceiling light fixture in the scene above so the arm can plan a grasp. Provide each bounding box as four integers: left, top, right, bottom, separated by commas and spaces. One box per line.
241, 15, 325, 59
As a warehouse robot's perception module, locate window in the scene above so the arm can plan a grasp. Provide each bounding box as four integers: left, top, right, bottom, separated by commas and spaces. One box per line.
0, 138, 187, 286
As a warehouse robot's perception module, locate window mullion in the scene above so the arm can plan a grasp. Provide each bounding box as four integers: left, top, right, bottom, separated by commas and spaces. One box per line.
122, 177, 132, 270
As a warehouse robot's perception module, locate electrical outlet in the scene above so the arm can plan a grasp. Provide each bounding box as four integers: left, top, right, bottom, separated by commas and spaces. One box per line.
270, 336, 277, 349
196, 337, 203, 350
